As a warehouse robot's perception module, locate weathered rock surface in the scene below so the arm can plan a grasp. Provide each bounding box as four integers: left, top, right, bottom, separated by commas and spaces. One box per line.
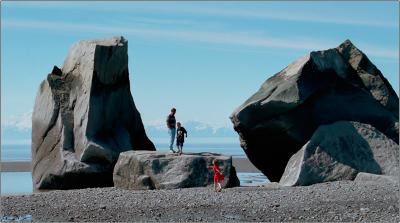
230, 39, 399, 182
32, 36, 155, 190
113, 151, 240, 190
355, 172, 398, 184
279, 121, 399, 186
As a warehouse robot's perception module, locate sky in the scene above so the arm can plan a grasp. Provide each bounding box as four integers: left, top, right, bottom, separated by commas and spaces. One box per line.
1, 1, 399, 130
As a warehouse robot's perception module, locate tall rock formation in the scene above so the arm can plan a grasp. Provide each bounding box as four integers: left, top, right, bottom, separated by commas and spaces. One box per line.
32, 36, 155, 189
230, 40, 399, 182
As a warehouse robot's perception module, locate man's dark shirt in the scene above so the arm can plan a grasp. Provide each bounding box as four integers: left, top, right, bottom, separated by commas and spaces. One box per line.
176, 127, 187, 143
166, 114, 176, 129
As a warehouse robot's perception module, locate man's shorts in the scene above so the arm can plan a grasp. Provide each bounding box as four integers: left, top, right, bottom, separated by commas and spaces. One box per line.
176, 141, 184, 147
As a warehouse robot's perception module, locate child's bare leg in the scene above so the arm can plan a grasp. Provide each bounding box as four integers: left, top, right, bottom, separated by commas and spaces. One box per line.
217, 182, 222, 192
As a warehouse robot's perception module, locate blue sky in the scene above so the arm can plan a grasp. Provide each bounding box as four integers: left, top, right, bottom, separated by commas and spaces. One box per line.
1, 1, 399, 130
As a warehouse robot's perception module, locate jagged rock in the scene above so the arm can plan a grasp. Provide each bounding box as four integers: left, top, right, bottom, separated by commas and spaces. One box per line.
354, 172, 398, 184
32, 36, 155, 190
279, 121, 399, 186
230, 39, 399, 182
113, 151, 240, 190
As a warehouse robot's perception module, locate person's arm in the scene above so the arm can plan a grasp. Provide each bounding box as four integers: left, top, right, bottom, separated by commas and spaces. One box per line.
166, 115, 171, 128
215, 166, 222, 175
183, 127, 188, 137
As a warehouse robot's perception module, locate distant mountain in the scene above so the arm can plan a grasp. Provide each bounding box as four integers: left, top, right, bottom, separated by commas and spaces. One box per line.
144, 120, 237, 138
1, 113, 237, 145
1, 126, 31, 145
2, 111, 32, 145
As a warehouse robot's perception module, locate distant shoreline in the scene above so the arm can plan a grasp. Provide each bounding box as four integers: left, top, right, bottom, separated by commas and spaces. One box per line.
1, 157, 260, 173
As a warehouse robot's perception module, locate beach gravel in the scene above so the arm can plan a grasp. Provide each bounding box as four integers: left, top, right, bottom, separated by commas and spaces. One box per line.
1, 180, 398, 222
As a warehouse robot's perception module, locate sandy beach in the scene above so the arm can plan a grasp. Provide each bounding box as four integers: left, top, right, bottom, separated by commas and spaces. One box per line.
1, 161, 31, 172
1, 180, 398, 222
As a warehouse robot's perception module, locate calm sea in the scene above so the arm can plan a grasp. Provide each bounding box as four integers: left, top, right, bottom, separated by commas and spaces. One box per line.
1, 137, 246, 161
1, 138, 268, 195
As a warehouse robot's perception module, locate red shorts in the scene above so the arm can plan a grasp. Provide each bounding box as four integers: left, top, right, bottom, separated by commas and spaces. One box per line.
214, 174, 224, 182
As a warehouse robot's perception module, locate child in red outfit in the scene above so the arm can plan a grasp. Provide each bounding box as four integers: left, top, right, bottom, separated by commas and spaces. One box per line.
209, 159, 224, 192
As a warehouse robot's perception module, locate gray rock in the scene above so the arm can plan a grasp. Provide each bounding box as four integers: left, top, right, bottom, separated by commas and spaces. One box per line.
32, 36, 155, 190
279, 121, 399, 186
336, 40, 399, 116
354, 172, 398, 184
261, 182, 284, 189
113, 151, 240, 190
230, 39, 398, 182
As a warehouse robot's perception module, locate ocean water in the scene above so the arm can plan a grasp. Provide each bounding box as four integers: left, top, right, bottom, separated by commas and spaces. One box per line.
1, 138, 268, 195
1, 145, 32, 161
1, 172, 33, 195
1, 137, 246, 161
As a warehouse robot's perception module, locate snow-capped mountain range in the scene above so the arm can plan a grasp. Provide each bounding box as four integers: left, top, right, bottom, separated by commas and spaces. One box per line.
144, 120, 236, 138
1, 112, 236, 144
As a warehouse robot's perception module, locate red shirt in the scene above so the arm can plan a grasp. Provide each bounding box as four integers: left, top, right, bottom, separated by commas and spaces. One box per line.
212, 164, 224, 181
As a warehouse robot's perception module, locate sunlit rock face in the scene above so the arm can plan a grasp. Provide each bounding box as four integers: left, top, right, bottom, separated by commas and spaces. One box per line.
279, 121, 399, 186
32, 36, 155, 190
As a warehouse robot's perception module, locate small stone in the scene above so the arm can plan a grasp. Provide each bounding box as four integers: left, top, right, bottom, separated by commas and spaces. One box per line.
360, 207, 370, 213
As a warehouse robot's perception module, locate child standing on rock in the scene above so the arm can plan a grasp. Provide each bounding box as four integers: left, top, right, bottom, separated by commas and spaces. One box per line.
209, 160, 224, 192
176, 122, 187, 155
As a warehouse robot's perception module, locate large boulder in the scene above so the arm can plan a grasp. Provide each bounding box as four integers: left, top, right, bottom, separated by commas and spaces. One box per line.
32, 36, 155, 190
354, 172, 398, 184
113, 151, 240, 190
279, 121, 399, 186
230, 39, 399, 182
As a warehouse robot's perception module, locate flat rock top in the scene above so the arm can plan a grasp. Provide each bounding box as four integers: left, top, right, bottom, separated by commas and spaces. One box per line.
78, 36, 127, 46
2, 181, 398, 222
121, 151, 232, 160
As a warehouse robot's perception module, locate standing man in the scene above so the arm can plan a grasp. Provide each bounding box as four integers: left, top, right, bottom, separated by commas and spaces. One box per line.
166, 108, 177, 153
